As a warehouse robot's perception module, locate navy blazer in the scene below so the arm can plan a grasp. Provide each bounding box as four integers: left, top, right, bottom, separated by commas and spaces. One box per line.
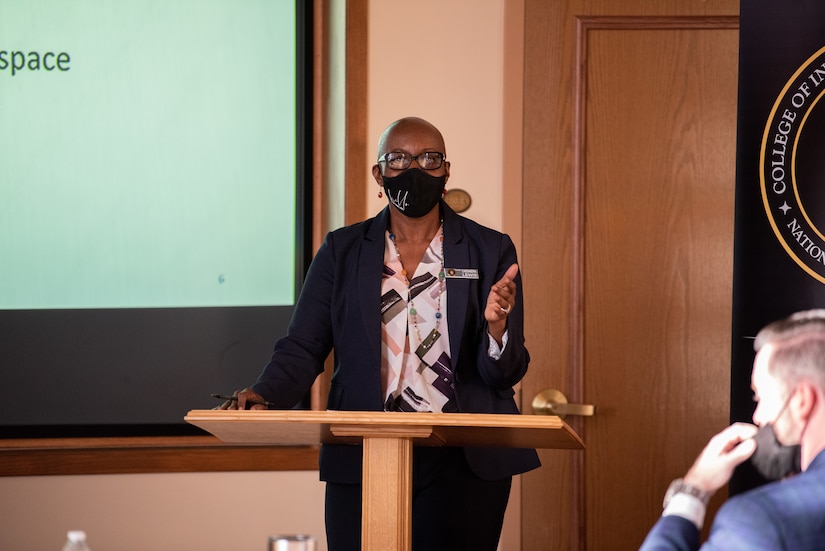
639, 450, 825, 550
252, 203, 541, 483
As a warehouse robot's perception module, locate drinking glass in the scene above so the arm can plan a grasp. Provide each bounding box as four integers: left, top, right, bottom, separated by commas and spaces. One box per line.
268, 534, 317, 551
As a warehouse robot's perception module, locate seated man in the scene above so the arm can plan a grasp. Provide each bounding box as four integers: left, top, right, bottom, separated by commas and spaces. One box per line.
640, 309, 825, 550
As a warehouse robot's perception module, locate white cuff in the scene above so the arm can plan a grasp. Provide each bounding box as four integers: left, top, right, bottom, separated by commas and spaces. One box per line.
662, 492, 706, 530
487, 330, 509, 359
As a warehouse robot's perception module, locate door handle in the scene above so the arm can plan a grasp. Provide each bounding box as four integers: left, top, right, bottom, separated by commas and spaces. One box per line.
531, 389, 596, 419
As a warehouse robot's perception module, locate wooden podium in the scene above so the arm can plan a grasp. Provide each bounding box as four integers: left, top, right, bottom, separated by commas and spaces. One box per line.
185, 410, 583, 550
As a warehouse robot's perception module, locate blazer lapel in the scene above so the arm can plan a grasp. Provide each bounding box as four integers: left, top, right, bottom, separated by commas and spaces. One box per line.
358, 208, 391, 368
443, 206, 469, 370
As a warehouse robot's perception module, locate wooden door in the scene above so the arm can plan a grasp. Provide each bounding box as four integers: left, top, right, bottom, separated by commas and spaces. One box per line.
520, 1, 740, 549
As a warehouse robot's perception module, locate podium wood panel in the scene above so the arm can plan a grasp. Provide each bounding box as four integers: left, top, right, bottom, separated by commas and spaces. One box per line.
185, 410, 583, 551
362, 436, 413, 550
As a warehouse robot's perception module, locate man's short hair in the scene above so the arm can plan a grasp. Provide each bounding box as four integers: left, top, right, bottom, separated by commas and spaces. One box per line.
754, 309, 825, 391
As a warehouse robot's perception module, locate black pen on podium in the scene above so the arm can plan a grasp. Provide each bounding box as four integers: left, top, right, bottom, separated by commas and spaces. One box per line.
210, 393, 275, 408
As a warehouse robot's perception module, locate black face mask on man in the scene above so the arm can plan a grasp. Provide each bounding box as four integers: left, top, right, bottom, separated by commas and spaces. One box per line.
749, 391, 802, 481
750, 423, 801, 480
382, 168, 446, 218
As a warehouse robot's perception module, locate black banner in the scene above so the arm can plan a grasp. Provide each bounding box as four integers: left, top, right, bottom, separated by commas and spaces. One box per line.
732, 0, 825, 492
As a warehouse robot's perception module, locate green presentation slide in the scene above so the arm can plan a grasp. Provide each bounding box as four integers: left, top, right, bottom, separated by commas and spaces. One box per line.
0, 0, 297, 309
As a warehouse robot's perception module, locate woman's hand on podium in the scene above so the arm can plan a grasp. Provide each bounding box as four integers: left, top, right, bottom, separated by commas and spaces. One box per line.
212, 388, 270, 410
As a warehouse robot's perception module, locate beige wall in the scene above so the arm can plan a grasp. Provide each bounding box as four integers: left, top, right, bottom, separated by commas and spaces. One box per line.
0, 471, 326, 550
366, 1, 523, 249
0, 2, 521, 550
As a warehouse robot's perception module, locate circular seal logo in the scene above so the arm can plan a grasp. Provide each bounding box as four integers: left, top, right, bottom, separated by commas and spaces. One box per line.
761, 46, 825, 283
443, 188, 472, 213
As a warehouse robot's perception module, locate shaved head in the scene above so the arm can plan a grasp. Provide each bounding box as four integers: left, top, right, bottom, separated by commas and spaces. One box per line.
376, 117, 446, 160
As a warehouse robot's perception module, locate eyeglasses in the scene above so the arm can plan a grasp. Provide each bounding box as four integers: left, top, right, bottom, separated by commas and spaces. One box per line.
378, 151, 446, 171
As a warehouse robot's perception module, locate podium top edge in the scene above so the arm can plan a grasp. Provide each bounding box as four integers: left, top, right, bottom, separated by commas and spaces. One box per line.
184, 409, 568, 429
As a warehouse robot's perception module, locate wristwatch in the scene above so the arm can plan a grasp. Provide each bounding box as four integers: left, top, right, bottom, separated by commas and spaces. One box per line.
663, 478, 712, 508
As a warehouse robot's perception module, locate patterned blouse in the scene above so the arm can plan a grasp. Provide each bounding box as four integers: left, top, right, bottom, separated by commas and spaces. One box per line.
380, 225, 457, 412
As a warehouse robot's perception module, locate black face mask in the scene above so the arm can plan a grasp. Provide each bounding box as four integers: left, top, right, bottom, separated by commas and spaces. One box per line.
750, 423, 802, 481
382, 168, 446, 218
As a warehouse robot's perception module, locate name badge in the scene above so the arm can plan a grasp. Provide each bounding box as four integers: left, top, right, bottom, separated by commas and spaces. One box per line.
444, 268, 479, 279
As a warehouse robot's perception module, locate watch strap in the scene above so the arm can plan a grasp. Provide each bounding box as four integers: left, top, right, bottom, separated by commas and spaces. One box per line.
663, 478, 711, 508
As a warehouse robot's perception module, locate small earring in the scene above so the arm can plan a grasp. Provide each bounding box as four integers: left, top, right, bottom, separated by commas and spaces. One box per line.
442, 188, 447, 196
378, 190, 383, 198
